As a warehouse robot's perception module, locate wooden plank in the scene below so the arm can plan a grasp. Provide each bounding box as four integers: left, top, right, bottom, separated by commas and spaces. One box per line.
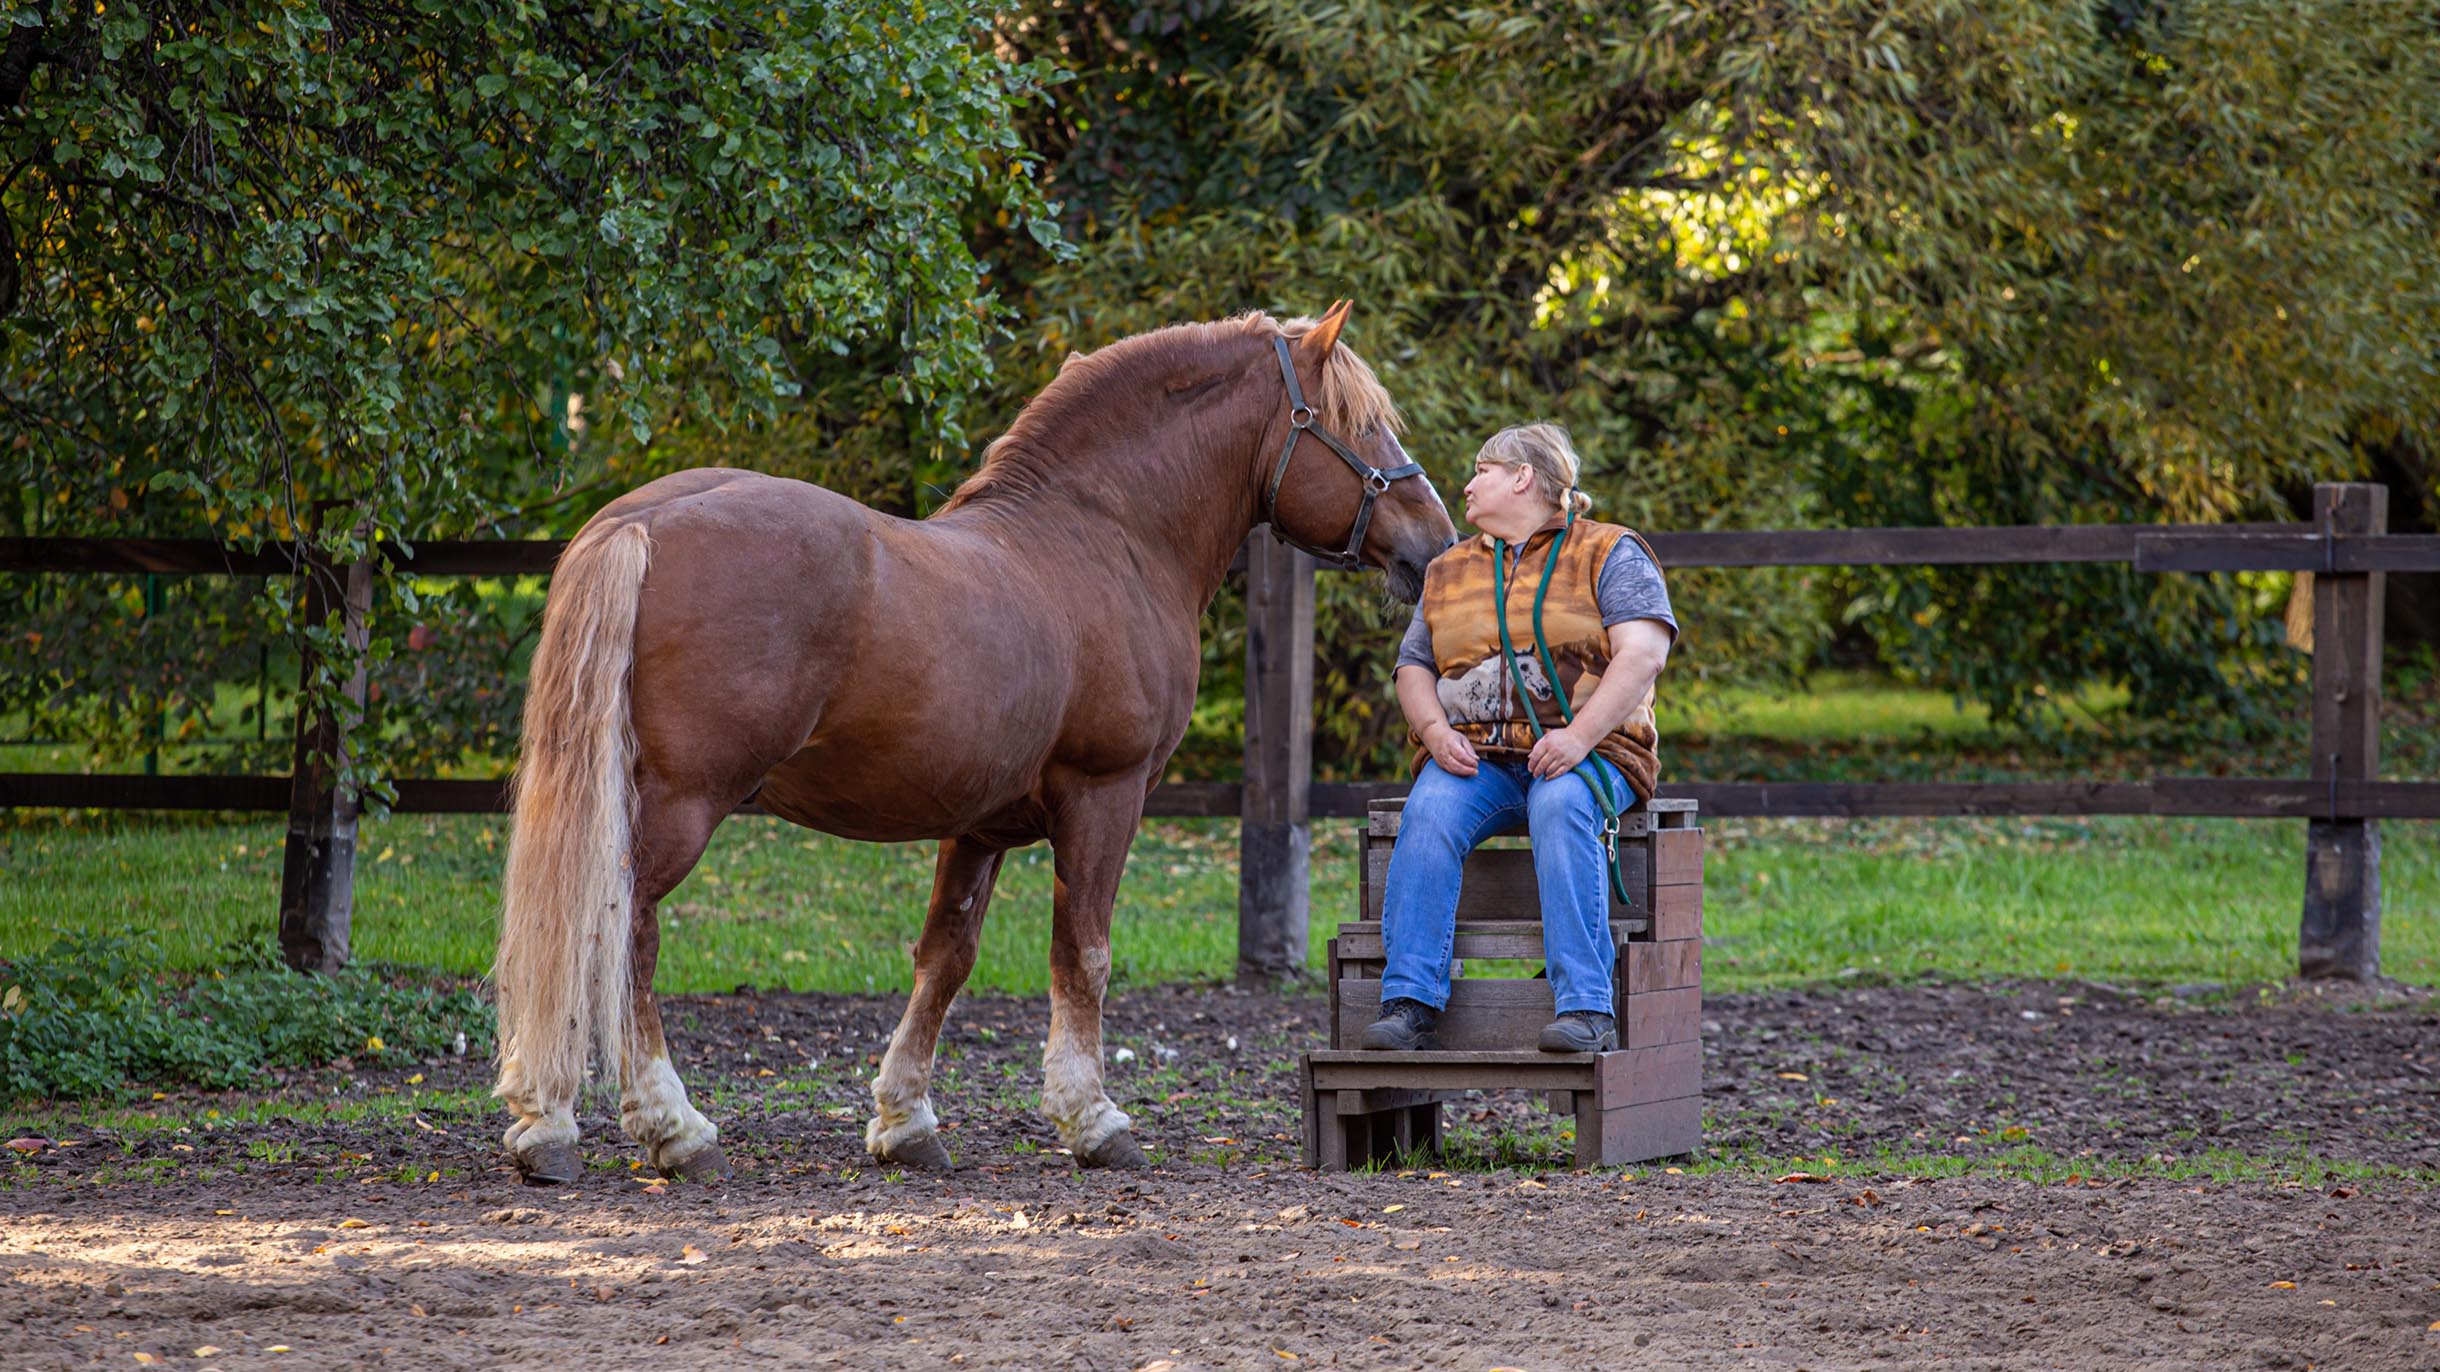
0, 536, 571, 578
1237, 533, 1315, 983
1624, 986, 1701, 1047
14, 523, 2354, 580
1335, 979, 1556, 1050
1626, 938, 1702, 994
1581, 1095, 1702, 1167
1642, 522, 2301, 568
1595, 1040, 1704, 1103
1648, 883, 1702, 943
0, 537, 300, 576
1651, 780, 2440, 820
0, 773, 293, 810
1651, 829, 1704, 886
1310, 1051, 1604, 1094
2134, 531, 2440, 574
13, 770, 2440, 821
1333, 919, 1646, 942
1363, 801, 1660, 840
1299, 1057, 1320, 1169
2300, 484, 2386, 981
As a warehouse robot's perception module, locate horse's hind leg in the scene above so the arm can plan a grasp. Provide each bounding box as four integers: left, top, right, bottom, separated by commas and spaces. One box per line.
869, 837, 1006, 1170
616, 789, 728, 1180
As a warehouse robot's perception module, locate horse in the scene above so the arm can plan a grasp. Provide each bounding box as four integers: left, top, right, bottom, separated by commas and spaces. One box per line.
490, 302, 1459, 1183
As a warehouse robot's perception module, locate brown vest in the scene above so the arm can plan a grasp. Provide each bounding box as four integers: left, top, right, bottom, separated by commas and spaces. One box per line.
1409, 519, 1662, 802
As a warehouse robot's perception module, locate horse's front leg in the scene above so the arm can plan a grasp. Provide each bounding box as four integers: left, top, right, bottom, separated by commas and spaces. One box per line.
868, 837, 1007, 1170
1042, 777, 1151, 1169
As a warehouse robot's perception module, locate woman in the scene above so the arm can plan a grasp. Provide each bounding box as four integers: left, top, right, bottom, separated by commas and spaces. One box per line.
1363, 422, 1677, 1053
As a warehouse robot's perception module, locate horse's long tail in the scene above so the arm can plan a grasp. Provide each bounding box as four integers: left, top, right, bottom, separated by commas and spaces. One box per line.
492, 521, 653, 1110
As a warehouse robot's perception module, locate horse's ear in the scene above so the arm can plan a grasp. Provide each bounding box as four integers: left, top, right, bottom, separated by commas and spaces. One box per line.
1299, 299, 1354, 358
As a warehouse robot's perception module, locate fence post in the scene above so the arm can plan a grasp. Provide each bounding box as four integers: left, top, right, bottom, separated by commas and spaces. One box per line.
1239, 531, 1315, 984
278, 543, 374, 975
2299, 482, 2387, 981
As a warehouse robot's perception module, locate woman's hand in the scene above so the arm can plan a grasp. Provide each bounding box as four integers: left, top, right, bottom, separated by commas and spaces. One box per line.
1421, 720, 1480, 777
1527, 724, 1595, 780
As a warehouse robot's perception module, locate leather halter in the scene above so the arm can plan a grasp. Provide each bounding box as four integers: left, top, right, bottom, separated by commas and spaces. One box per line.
1261, 335, 1428, 570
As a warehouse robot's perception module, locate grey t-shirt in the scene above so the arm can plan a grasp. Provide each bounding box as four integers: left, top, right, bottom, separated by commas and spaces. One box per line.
1395, 536, 1675, 676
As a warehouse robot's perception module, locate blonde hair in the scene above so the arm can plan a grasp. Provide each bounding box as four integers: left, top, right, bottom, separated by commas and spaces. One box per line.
1477, 422, 1594, 517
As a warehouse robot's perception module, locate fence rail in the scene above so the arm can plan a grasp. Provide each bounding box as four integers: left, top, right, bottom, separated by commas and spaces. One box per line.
5, 483, 2435, 980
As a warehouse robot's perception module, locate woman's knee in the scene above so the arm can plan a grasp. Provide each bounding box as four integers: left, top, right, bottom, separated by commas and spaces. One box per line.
1526, 773, 1603, 833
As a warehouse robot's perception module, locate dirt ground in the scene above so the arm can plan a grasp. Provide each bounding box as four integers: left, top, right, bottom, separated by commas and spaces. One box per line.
4, 979, 2438, 1370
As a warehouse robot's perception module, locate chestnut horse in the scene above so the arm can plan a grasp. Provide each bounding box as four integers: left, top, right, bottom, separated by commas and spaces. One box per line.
491, 303, 1456, 1182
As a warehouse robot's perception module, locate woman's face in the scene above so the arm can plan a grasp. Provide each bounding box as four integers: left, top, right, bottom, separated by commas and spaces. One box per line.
1461, 459, 1541, 533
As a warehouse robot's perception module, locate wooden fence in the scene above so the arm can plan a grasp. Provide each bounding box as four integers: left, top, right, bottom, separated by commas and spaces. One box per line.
6, 483, 2439, 980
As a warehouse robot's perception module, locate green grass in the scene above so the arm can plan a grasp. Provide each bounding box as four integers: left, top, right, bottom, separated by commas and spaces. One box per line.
1668, 669, 2129, 743
4, 808, 2433, 992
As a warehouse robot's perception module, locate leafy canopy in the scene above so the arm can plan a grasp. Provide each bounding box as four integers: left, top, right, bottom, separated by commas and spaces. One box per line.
0, 0, 1061, 779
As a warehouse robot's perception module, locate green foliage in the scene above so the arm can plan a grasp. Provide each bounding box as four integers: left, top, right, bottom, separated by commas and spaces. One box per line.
0, 934, 493, 1099
995, 0, 2440, 770
0, 0, 1062, 782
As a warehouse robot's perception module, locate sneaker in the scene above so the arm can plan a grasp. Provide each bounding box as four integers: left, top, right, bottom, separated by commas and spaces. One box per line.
1538, 1010, 1617, 1053
1359, 997, 1441, 1051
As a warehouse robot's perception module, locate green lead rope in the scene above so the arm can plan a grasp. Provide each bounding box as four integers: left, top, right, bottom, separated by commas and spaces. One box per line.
1491, 508, 1636, 907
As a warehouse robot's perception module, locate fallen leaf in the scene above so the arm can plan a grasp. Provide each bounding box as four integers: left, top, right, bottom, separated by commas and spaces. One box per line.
1852, 1189, 1884, 1207
1391, 1238, 1422, 1251
680, 1244, 708, 1264
2269, 1281, 2297, 1290
1273, 1352, 1298, 1361
1774, 1173, 1834, 1184
406, 1073, 424, 1085
1381, 1204, 1405, 1213
365, 1035, 385, 1052
192, 1348, 222, 1358
4, 1137, 43, 1154
1776, 1072, 1809, 1082
266, 1347, 292, 1354
134, 1355, 158, 1366
337, 1218, 371, 1229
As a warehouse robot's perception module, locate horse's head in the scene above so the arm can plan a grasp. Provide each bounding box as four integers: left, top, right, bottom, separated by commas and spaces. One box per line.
1259, 302, 1458, 603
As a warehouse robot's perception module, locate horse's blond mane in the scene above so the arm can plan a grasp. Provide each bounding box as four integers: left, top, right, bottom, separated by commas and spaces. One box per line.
944, 312, 1400, 510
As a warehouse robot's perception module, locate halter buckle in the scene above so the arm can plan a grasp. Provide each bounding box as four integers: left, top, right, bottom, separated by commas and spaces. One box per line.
1289, 403, 1316, 428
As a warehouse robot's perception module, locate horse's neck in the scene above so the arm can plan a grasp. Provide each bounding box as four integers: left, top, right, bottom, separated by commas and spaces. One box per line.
940, 414, 1263, 613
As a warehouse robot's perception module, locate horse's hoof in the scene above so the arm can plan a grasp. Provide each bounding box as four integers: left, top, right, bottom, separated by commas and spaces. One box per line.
515, 1141, 584, 1186
876, 1133, 956, 1172
660, 1142, 731, 1183
1076, 1132, 1149, 1170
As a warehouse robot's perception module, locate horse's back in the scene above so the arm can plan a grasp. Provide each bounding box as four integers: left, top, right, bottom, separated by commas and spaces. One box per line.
581, 467, 1088, 839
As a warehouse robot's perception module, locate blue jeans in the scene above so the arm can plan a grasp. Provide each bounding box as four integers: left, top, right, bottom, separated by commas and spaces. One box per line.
1379, 756, 1628, 1017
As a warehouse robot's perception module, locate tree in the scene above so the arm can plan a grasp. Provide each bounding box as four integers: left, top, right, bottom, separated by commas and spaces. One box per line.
0, 0, 1060, 784
989, 0, 2440, 769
